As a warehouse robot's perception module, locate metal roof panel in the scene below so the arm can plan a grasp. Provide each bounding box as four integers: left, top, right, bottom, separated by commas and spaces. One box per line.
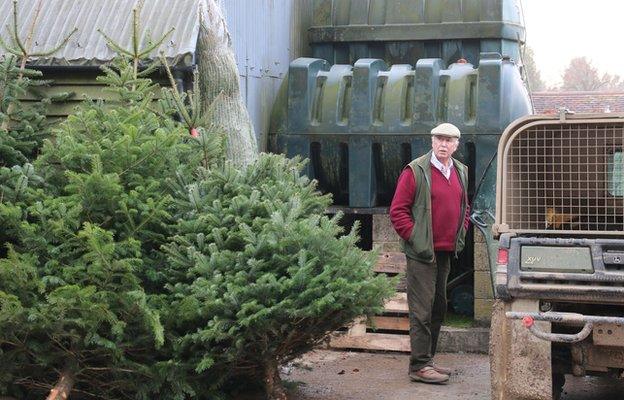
0, 0, 206, 66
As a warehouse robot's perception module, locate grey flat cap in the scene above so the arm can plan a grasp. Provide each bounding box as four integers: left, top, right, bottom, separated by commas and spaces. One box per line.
431, 123, 461, 138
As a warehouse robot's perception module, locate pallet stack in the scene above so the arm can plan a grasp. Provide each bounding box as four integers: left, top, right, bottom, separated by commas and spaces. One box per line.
330, 214, 413, 352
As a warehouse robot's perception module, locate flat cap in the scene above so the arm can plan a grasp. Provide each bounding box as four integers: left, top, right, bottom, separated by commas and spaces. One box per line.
431, 122, 461, 138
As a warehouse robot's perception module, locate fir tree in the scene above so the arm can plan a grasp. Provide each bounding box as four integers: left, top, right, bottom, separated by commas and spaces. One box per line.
0, 59, 208, 399
0, 56, 53, 167
162, 154, 395, 399
0, 0, 76, 166
0, 11, 393, 397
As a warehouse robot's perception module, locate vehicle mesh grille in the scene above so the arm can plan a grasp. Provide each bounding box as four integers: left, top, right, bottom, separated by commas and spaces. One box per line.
504, 122, 624, 233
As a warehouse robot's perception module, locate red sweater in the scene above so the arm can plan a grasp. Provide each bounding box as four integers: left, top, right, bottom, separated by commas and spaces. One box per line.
390, 165, 470, 251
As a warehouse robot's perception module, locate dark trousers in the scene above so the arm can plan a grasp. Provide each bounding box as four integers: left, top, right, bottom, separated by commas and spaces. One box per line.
406, 251, 451, 372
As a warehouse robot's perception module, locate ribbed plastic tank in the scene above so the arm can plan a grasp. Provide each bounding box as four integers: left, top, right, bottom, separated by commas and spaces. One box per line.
309, 0, 525, 67
269, 53, 531, 207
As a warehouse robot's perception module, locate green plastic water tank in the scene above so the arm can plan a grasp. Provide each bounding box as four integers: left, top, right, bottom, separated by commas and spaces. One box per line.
309, 0, 525, 67
269, 0, 531, 207
269, 53, 531, 207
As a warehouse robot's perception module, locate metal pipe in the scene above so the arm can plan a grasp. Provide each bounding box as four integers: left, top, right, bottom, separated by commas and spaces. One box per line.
506, 311, 624, 326
527, 322, 593, 343
506, 311, 624, 343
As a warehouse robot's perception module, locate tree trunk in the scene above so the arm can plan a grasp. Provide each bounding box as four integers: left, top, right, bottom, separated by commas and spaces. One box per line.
264, 361, 288, 400
45, 368, 75, 400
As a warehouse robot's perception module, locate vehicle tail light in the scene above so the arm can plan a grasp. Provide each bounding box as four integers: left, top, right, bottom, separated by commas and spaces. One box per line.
497, 248, 509, 265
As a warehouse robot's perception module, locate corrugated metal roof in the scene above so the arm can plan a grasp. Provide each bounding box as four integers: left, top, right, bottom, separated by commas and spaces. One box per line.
0, 0, 208, 66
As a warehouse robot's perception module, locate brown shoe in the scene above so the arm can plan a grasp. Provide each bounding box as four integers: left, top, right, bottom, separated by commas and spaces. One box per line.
432, 363, 453, 375
409, 366, 449, 384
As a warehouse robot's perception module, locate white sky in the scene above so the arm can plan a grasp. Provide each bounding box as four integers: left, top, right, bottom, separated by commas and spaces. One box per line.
522, 0, 624, 87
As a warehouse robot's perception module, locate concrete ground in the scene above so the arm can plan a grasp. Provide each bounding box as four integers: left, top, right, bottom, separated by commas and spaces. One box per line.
284, 350, 624, 400
284, 350, 489, 400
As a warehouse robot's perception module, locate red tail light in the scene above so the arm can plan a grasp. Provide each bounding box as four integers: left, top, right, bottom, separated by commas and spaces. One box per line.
497, 248, 509, 265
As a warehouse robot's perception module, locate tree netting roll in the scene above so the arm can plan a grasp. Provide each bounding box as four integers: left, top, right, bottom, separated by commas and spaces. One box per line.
198, 0, 257, 168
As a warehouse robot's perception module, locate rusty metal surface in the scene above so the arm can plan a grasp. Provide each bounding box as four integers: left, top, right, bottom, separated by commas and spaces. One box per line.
505, 312, 594, 343
526, 322, 593, 344
506, 311, 624, 325
593, 322, 624, 347
586, 345, 624, 369
571, 341, 624, 371
505, 310, 624, 344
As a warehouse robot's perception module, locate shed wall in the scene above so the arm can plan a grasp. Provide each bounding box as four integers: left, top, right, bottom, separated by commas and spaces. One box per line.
21, 70, 170, 123
219, 0, 314, 150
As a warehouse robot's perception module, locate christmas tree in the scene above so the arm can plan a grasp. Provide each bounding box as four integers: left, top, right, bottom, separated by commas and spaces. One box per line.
1, 2, 396, 394
0, 59, 204, 399
162, 154, 395, 399
0, 0, 76, 167
0, 56, 53, 167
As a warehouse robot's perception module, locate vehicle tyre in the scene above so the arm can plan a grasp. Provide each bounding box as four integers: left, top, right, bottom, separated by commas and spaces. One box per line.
450, 284, 474, 316
552, 373, 565, 400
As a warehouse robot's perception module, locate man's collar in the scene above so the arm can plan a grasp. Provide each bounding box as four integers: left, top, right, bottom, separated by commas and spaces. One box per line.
430, 153, 454, 170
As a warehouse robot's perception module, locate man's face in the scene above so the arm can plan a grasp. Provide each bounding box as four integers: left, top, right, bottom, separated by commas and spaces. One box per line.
431, 135, 459, 163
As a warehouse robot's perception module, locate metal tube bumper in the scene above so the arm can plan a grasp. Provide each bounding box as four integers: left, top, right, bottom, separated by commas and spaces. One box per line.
506, 311, 624, 343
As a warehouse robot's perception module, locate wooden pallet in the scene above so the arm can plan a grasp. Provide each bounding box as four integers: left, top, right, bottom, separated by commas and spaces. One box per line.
374, 252, 406, 274
329, 251, 412, 352
330, 292, 411, 352
373, 251, 407, 291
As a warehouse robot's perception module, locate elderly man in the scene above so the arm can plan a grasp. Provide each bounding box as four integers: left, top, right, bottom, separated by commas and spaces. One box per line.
390, 122, 470, 384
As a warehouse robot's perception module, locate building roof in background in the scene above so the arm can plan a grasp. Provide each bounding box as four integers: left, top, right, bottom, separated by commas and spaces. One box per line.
0, 0, 206, 67
532, 91, 624, 114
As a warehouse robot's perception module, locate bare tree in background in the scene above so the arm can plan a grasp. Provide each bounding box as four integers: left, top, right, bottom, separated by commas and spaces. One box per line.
521, 45, 545, 92
561, 57, 624, 92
